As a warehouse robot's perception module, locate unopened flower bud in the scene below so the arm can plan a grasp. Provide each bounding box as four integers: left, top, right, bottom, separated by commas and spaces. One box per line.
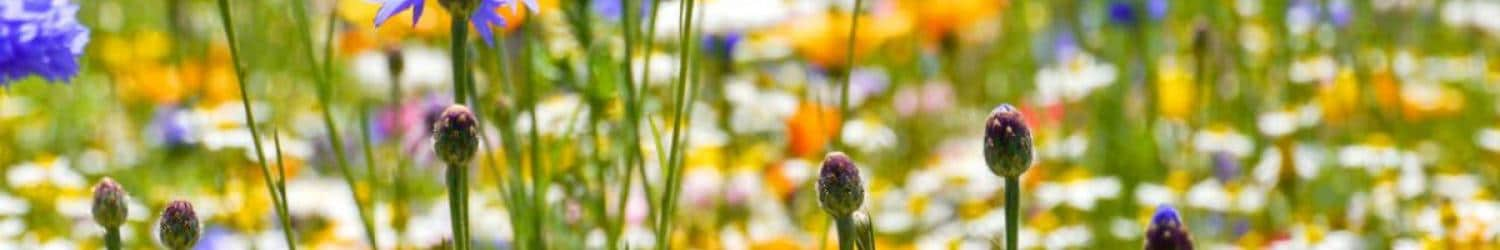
984, 104, 1033, 177
158, 200, 200, 250
1145, 204, 1193, 250
818, 152, 864, 217
433, 105, 479, 166
92, 178, 128, 228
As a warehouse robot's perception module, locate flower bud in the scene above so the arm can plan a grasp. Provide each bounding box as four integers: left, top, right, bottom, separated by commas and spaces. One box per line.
818, 152, 864, 217
433, 105, 479, 166
92, 178, 128, 228
158, 200, 200, 250
1145, 204, 1193, 250
983, 104, 1033, 177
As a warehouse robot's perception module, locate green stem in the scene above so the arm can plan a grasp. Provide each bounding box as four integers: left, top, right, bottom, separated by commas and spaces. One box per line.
838, 0, 864, 147
104, 227, 121, 250
287, 0, 378, 246
212, 0, 295, 248
835, 216, 855, 250
453, 14, 471, 106
447, 163, 467, 250
1004, 177, 1019, 250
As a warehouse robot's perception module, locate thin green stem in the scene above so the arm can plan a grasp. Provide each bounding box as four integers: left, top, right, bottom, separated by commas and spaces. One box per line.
104, 227, 121, 250
212, 1, 295, 248
453, 15, 471, 106
272, 130, 294, 246
835, 216, 855, 250
655, 0, 696, 248
838, 0, 864, 149
447, 163, 467, 250
1004, 177, 1019, 250
288, 0, 378, 246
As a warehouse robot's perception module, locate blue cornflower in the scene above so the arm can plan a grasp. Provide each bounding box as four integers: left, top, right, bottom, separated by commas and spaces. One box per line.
1145, 204, 1193, 250
0, 0, 90, 86
373, 0, 538, 45
1108, 0, 1167, 26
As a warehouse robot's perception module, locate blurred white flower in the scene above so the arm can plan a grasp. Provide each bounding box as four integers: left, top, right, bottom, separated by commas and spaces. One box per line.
840, 118, 897, 152
350, 45, 450, 98
1135, 183, 1178, 208
6, 158, 83, 189
1289, 55, 1336, 84
725, 80, 798, 134
1186, 179, 1231, 212
1193, 128, 1254, 158
1257, 110, 1297, 137
1035, 53, 1116, 105
516, 94, 588, 137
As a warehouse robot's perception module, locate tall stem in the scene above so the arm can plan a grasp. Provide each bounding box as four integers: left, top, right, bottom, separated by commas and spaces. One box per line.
287, 0, 379, 246
212, 0, 296, 248
838, 0, 864, 149
835, 216, 855, 250
1004, 177, 1019, 250
449, 13, 473, 250
104, 227, 121, 250
453, 15, 471, 106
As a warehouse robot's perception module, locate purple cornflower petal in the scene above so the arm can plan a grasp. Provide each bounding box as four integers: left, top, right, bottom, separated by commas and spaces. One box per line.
0, 0, 90, 86
374, 0, 421, 27
472, 0, 510, 45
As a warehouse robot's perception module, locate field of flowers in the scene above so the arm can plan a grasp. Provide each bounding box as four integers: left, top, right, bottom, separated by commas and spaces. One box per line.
2, 0, 1499, 249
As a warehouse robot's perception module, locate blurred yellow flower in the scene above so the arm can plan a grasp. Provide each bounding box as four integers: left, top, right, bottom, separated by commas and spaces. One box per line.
783, 9, 908, 69
1156, 57, 1195, 121
1318, 67, 1360, 124
906, 0, 1003, 42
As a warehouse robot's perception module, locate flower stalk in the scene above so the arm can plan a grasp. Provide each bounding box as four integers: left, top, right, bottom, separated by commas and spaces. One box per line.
211, 0, 296, 248
984, 104, 1032, 250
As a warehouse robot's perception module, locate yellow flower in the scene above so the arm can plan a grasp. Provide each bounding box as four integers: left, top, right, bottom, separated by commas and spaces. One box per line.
907, 0, 1003, 42
1156, 57, 1195, 121
1318, 67, 1360, 124
783, 8, 909, 69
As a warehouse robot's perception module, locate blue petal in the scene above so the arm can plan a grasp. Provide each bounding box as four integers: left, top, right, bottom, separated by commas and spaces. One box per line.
411, 0, 426, 28
374, 0, 416, 27
523, 0, 539, 13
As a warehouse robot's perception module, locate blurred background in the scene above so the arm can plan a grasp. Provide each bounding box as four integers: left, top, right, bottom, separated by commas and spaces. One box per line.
1, 0, 1499, 249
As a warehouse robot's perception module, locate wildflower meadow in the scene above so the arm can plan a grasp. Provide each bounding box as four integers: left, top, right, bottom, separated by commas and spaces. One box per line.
2, 0, 1499, 249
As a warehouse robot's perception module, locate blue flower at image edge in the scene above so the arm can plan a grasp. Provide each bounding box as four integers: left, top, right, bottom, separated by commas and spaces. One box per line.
0, 0, 91, 86
374, 0, 539, 45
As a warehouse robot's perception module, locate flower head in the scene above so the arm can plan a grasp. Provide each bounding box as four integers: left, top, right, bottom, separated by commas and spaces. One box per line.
0, 0, 91, 86
984, 104, 1033, 177
158, 200, 200, 250
1145, 204, 1193, 250
817, 152, 864, 217
433, 104, 479, 166
91, 178, 128, 228
373, 0, 537, 45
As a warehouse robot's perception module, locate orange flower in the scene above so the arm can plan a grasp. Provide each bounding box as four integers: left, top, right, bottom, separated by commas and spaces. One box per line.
785, 102, 841, 158
784, 7, 909, 69
907, 0, 1004, 42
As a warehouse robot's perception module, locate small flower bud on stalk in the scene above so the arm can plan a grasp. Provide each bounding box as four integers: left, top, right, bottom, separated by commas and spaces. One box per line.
158, 200, 200, 250
983, 104, 1033, 250
818, 152, 865, 250
93, 178, 128, 250
434, 104, 478, 249
1145, 204, 1194, 250
984, 104, 1033, 178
